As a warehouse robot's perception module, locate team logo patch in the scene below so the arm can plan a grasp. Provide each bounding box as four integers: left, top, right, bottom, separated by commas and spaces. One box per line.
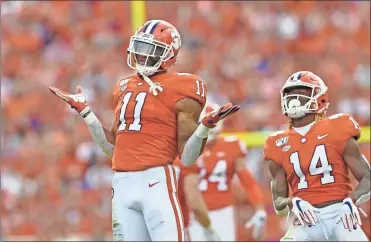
282, 145, 291, 152
276, 136, 289, 147
120, 78, 130, 91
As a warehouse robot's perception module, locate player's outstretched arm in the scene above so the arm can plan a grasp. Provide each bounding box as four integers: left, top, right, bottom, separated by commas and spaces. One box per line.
49, 86, 115, 159
343, 138, 371, 205
183, 173, 221, 241
176, 99, 240, 166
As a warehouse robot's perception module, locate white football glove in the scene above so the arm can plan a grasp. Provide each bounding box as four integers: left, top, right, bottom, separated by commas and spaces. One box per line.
291, 197, 320, 227
338, 198, 367, 232
245, 209, 267, 240
204, 226, 221, 241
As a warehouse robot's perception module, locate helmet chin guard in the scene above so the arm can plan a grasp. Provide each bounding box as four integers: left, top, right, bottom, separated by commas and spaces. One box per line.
280, 71, 329, 119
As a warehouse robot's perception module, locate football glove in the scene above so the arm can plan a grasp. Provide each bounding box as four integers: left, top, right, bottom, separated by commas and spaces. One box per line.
291, 197, 320, 227
201, 103, 240, 128
245, 209, 267, 240
49, 85, 90, 117
204, 226, 221, 241
338, 198, 367, 232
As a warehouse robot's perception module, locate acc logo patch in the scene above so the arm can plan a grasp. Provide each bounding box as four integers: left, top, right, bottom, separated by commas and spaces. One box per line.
276, 136, 289, 147
120, 78, 130, 91
282, 145, 291, 152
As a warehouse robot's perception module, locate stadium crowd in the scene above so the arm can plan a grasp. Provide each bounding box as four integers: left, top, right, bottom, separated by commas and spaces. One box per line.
1, 1, 370, 240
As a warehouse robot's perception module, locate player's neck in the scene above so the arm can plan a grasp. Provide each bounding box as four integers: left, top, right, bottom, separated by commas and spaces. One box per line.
291, 114, 316, 128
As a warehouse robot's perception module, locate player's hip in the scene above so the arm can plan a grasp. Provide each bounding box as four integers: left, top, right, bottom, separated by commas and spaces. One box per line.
113, 164, 177, 187
112, 154, 176, 172
293, 187, 351, 206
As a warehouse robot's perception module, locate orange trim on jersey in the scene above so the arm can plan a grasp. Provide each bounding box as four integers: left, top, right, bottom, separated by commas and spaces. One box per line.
237, 169, 264, 205
164, 165, 184, 241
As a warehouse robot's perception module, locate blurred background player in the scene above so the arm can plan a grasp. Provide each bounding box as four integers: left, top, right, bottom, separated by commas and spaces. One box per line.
266, 71, 370, 241
173, 158, 221, 241
49, 19, 239, 241
181, 104, 267, 241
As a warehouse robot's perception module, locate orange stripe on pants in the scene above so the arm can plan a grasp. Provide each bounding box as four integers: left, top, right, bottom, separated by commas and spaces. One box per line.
164, 165, 183, 241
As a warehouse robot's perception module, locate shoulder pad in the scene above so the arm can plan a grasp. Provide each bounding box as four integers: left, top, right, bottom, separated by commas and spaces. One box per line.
223, 136, 240, 142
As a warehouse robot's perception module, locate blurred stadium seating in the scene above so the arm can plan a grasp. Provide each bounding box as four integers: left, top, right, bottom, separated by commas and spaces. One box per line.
1, 1, 369, 241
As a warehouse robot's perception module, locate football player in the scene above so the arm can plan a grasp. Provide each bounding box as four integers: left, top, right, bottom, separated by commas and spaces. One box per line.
185, 104, 267, 241
265, 71, 370, 241
49, 20, 239, 241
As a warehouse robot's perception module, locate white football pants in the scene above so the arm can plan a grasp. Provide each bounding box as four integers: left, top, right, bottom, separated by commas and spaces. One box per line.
112, 165, 184, 241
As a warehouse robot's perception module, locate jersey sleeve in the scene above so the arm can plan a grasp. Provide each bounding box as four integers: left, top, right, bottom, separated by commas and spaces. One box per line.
112, 80, 121, 110
263, 135, 279, 162
332, 113, 361, 154
172, 74, 207, 110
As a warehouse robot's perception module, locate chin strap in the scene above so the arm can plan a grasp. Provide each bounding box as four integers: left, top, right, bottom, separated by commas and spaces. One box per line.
140, 73, 163, 96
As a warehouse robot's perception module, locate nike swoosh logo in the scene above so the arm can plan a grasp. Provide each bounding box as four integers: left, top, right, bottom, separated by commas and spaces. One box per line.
149, 181, 160, 188
317, 134, 328, 140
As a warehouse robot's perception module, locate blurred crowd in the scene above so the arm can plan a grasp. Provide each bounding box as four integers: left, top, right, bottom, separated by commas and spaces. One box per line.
1, 1, 370, 240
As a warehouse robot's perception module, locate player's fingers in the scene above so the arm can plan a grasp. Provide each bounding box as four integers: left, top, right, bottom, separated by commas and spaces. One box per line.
245, 219, 254, 229
220, 105, 240, 118
297, 213, 305, 227
309, 208, 319, 223
350, 214, 357, 230
305, 211, 316, 226
49, 86, 69, 102
345, 214, 352, 232
354, 210, 362, 226
359, 207, 367, 218
76, 85, 83, 94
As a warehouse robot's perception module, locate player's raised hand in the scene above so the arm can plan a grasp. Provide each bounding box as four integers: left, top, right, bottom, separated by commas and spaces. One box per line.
245, 209, 267, 240
291, 197, 320, 227
201, 103, 240, 128
338, 198, 367, 232
49, 85, 89, 114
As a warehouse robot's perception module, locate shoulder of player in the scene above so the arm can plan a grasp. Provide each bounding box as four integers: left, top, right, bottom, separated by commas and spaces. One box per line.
221, 135, 244, 145
116, 73, 137, 85
326, 113, 355, 123
264, 130, 290, 149
221, 136, 247, 153
172, 72, 204, 83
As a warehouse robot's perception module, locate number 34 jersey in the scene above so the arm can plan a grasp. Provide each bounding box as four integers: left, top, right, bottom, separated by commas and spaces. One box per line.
111, 72, 207, 171
264, 113, 361, 205
187, 137, 247, 210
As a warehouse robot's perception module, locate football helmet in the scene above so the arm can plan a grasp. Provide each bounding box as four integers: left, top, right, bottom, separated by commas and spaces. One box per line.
281, 71, 329, 119
127, 19, 181, 76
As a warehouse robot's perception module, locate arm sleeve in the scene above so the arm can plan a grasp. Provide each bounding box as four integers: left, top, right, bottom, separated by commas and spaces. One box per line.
263, 137, 273, 161
337, 114, 362, 154
237, 169, 264, 205
80, 107, 115, 159
180, 123, 209, 166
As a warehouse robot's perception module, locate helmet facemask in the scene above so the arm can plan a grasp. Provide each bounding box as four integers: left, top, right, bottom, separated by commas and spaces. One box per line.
281, 82, 327, 119
127, 33, 174, 76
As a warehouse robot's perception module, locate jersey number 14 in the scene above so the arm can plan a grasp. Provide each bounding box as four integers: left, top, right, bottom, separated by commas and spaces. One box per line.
290, 145, 335, 190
